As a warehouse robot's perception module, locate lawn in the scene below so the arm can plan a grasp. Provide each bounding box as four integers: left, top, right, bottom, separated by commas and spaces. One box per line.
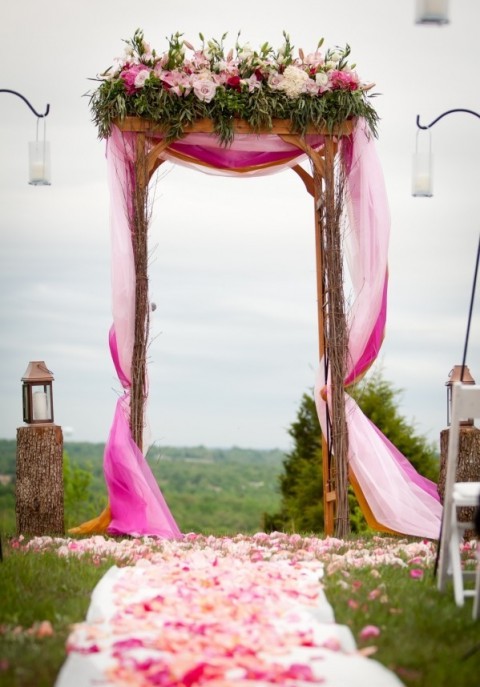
0, 533, 478, 686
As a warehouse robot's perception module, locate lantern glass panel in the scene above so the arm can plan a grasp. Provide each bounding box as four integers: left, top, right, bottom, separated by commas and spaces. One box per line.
412, 152, 433, 196
32, 384, 52, 421
28, 140, 51, 186
23, 383, 54, 423
412, 129, 433, 197
22, 384, 30, 423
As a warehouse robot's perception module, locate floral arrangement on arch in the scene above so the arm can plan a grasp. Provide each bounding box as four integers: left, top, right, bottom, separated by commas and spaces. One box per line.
89, 29, 379, 144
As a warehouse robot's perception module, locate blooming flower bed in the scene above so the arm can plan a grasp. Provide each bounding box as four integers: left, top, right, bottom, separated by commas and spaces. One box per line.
89, 29, 379, 143
18, 531, 441, 571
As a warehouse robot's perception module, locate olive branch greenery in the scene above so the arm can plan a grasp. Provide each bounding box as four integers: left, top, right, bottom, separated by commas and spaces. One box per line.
88, 29, 379, 145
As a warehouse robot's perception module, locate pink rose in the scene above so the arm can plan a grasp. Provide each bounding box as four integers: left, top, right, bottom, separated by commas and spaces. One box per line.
329, 69, 359, 91
120, 65, 147, 95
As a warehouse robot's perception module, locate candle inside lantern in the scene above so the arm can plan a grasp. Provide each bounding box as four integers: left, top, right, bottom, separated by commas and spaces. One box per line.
412, 173, 432, 196
33, 391, 48, 420
30, 161, 45, 181
412, 151, 433, 197
28, 141, 51, 185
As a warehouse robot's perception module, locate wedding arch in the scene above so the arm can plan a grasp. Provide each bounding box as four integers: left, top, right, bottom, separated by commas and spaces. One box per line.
72, 30, 442, 539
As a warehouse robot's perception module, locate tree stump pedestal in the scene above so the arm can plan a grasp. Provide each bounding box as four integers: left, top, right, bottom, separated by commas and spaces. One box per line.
438, 425, 480, 538
16, 424, 64, 536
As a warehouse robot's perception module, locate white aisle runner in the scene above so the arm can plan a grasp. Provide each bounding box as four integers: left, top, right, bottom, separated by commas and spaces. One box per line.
55, 548, 404, 687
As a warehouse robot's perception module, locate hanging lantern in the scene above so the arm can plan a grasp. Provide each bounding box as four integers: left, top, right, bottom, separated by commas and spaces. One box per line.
415, 0, 450, 24
412, 128, 433, 197
21, 361, 54, 424
28, 117, 51, 186
445, 365, 475, 426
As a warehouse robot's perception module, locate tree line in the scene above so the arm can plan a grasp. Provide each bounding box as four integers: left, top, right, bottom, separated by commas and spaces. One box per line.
0, 370, 439, 536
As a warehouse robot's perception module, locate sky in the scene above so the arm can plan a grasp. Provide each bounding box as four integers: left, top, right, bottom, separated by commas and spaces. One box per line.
1, 0, 479, 451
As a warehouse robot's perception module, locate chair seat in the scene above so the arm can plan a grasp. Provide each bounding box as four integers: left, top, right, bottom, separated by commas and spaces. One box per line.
452, 482, 480, 507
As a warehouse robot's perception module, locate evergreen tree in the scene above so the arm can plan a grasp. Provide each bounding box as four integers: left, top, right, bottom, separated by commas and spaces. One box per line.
264, 368, 439, 534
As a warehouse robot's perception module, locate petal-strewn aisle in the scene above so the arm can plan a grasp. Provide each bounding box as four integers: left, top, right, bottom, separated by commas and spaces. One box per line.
22, 533, 439, 686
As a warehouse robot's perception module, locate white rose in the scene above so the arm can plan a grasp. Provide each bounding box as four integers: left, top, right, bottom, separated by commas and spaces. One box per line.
192, 78, 217, 103
315, 72, 329, 88
134, 69, 151, 88
268, 72, 284, 90
238, 43, 254, 59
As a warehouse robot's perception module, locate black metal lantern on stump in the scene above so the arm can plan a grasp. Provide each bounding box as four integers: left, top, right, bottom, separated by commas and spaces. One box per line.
21, 360, 54, 424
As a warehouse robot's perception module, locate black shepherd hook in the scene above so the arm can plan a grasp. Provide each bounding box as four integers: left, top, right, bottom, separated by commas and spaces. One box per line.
416, 109, 480, 130
461, 234, 480, 377
0, 89, 50, 118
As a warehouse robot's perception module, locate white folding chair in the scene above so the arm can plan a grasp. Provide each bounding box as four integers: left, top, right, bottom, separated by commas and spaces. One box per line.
437, 382, 480, 620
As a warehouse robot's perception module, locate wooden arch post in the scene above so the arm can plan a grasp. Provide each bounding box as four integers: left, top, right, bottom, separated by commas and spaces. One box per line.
119, 117, 353, 536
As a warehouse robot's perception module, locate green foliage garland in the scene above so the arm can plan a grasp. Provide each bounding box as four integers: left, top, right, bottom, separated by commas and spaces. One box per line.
89, 29, 379, 144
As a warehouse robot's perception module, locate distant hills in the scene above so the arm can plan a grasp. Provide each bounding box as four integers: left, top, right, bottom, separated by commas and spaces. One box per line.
0, 439, 286, 536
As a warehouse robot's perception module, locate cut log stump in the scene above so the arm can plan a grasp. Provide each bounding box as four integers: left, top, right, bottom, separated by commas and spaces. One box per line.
439, 426, 480, 539
16, 424, 64, 536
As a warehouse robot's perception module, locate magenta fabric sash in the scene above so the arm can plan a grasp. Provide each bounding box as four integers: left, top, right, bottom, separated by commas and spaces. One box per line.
104, 395, 181, 537
168, 133, 326, 172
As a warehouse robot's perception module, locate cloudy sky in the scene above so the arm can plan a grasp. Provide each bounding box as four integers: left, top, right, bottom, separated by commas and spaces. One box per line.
1, 0, 479, 451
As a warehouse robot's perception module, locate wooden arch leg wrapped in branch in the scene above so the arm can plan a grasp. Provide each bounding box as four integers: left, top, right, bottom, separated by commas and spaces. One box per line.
130, 133, 151, 452
284, 133, 350, 537
321, 138, 350, 537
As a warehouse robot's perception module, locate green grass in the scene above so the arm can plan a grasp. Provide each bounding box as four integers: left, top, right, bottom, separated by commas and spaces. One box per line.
0, 536, 479, 687
0, 544, 115, 687
324, 564, 480, 686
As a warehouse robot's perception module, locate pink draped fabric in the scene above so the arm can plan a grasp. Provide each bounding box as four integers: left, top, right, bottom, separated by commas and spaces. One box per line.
104, 395, 181, 538
105, 127, 181, 538
315, 120, 442, 539
104, 120, 441, 539
168, 133, 326, 173
158, 132, 329, 177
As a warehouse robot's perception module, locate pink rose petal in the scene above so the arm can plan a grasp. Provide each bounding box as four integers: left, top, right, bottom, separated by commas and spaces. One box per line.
359, 624, 381, 640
